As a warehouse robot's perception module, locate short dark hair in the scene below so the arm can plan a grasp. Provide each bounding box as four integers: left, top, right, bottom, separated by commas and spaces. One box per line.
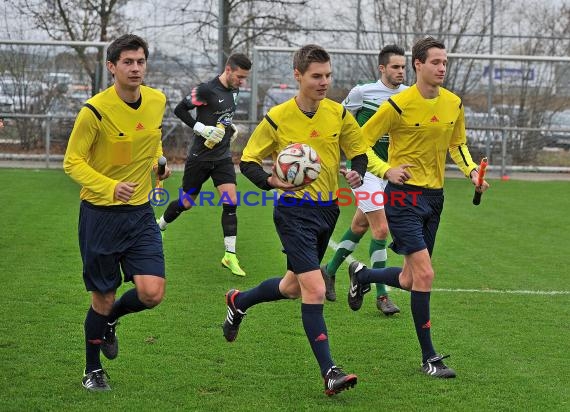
106, 34, 149, 64
411, 36, 445, 72
378, 44, 405, 67
293, 44, 330, 74
226, 53, 252, 71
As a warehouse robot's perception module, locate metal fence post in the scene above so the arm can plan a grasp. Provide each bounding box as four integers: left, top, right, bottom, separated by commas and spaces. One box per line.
501, 129, 507, 178
45, 116, 51, 169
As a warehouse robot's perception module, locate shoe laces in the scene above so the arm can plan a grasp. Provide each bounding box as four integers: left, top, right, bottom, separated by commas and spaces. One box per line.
91, 369, 110, 384
325, 366, 346, 380
425, 354, 450, 367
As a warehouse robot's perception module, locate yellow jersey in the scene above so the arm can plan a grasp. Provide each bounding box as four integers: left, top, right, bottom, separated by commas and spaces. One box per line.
64, 85, 166, 205
363, 84, 477, 189
241, 98, 367, 201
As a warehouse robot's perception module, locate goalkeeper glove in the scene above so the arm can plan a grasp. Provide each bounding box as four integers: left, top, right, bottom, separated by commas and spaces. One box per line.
193, 122, 224, 145
230, 123, 239, 143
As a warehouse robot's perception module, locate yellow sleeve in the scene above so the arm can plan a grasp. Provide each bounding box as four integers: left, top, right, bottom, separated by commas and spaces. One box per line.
362, 100, 399, 178
448, 105, 478, 177
241, 116, 278, 165
361, 101, 395, 146
63, 108, 118, 202
366, 147, 390, 179
153, 139, 164, 170
339, 110, 367, 160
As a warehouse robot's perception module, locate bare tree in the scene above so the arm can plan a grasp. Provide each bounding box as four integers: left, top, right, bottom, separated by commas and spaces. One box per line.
8, 0, 129, 93
136, 0, 307, 69
487, 0, 570, 163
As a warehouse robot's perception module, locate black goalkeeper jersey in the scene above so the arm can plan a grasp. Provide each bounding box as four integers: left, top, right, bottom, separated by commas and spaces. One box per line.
174, 76, 240, 161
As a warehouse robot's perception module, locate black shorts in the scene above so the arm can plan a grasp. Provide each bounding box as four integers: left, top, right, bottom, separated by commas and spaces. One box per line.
384, 183, 444, 256
79, 201, 165, 293
273, 200, 340, 274
182, 157, 236, 194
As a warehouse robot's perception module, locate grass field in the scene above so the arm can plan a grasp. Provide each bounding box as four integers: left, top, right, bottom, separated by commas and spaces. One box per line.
1, 168, 569, 411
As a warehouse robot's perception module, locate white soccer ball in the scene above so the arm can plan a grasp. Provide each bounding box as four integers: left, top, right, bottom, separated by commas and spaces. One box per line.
275, 143, 321, 186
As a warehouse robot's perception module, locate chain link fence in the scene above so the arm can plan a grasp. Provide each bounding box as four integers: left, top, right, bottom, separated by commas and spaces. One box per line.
248, 47, 570, 176
2, 41, 570, 176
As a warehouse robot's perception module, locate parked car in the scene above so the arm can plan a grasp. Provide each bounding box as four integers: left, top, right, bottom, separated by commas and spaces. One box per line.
542, 110, 570, 150
41, 95, 83, 140
0, 87, 14, 113
262, 84, 297, 115
464, 107, 508, 147
44, 72, 72, 94
0, 77, 49, 113
233, 87, 251, 120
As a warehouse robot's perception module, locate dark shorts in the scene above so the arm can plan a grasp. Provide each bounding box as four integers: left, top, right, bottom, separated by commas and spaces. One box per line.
79, 201, 165, 293
384, 183, 444, 256
182, 157, 236, 194
273, 199, 340, 274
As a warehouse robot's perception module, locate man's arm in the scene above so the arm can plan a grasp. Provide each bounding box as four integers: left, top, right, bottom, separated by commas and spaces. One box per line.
174, 85, 224, 143
240, 161, 273, 191
349, 153, 367, 179
63, 107, 118, 202
366, 147, 391, 180
173, 88, 200, 129
365, 147, 411, 184
240, 116, 278, 190
449, 104, 478, 177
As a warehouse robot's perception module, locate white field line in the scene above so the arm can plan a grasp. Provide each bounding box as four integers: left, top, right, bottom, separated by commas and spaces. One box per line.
327, 240, 570, 296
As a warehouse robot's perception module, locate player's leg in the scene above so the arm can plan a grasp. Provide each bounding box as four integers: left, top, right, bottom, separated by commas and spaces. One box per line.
157, 159, 207, 231
214, 159, 246, 276
104, 205, 166, 360
308, 204, 357, 395
217, 182, 245, 276
321, 209, 367, 301
223, 203, 321, 343
415, 190, 454, 377
82, 291, 114, 391
366, 207, 400, 315
347, 181, 421, 310
222, 202, 305, 341
324, 210, 367, 280
404, 249, 454, 377
222, 270, 296, 342
78, 201, 120, 391
323, 171, 383, 301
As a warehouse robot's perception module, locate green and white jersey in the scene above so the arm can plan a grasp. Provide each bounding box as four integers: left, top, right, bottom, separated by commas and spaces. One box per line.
342, 80, 408, 162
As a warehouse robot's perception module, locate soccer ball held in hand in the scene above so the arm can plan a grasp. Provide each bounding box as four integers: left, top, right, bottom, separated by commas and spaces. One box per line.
275, 143, 321, 186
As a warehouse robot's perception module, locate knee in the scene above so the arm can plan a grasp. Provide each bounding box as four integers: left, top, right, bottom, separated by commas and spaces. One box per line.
351, 220, 368, 236
370, 223, 388, 240
302, 284, 326, 303
414, 269, 435, 287
181, 197, 194, 210
92, 292, 116, 315
138, 289, 164, 308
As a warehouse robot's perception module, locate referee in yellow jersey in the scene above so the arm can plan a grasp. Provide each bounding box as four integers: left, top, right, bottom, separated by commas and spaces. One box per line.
64, 34, 171, 391
221, 44, 368, 396
347, 37, 489, 378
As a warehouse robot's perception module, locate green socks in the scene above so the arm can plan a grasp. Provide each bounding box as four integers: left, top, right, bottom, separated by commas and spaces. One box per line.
326, 229, 363, 277
370, 238, 388, 297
